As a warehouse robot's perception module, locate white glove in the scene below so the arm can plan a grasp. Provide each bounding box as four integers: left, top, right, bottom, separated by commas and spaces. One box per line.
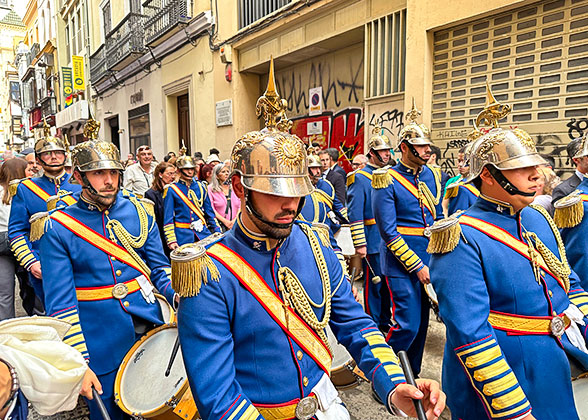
136, 275, 155, 304
191, 220, 204, 233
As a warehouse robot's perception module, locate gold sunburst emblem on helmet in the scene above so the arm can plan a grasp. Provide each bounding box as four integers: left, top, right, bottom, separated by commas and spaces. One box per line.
274, 134, 305, 173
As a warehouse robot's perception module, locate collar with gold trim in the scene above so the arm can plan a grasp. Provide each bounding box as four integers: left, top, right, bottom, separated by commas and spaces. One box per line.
235, 216, 274, 252
44, 171, 68, 185
478, 194, 516, 216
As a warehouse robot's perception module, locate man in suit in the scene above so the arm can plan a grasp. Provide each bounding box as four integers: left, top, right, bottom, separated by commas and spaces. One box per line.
319, 148, 347, 205
552, 137, 586, 203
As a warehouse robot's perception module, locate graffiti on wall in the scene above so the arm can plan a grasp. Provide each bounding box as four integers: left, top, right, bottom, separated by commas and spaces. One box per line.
291, 108, 364, 173
367, 109, 405, 141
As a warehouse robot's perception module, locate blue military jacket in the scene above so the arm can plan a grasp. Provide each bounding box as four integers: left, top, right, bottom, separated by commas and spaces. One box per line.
8, 172, 81, 270
560, 177, 588, 291
372, 162, 443, 277
445, 181, 480, 215
347, 164, 382, 255
300, 179, 341, 249
430, 196, 588, 420
39, 191, 175, 375
162, 179, 220, 246
177, 217, 406, 420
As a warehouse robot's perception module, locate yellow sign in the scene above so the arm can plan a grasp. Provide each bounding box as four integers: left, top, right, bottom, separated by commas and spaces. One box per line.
72, 55, 85, 90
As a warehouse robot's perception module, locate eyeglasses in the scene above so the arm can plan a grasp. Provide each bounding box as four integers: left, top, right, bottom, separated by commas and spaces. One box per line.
351, 162, 361, 168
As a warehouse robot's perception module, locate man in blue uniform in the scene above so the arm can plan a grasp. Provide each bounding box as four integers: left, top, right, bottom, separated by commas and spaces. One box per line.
429, 89, 588, 420
372, 100, 444, 376
443, 141, 480, 216
555, 135, 588, 291
175, 60, 445, 420
38, 127, 176, 420
346, 127, 393, 333
8, 120, 81, 304
163, 155, 220, 250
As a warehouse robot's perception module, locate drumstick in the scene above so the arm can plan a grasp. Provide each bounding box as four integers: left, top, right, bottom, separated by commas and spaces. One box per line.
165, 336, 181, 377
92, 387, 112, 420
397, 351, 427, 420
364, 257, 381, 284
349, 267, 357, 283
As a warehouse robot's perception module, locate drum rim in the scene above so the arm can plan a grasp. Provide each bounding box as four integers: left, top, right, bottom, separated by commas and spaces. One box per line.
114, 323, 189, 416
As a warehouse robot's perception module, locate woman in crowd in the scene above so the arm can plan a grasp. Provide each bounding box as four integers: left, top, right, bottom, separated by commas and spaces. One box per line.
0, 158, 27, 320
198, 163, 214, 184
531, 166, 561, 216
144, 162, 177, 256
207, 163, 240, 231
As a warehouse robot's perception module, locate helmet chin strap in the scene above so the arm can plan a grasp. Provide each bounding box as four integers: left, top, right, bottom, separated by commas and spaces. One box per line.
405, 142, 428, 164
244, 189, 305, 230
487, 165, 535, 197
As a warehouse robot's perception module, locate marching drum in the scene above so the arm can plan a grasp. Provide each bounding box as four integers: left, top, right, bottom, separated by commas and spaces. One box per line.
573, 373, 588, 419
114, 324, 199, 419
424, 283, 441, 319
326, 326, 368, 389
155, 293, 176, 324
334, 226, 355, 256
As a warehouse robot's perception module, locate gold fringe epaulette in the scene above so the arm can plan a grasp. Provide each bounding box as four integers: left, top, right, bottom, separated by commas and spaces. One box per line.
170, 243, 220, 297
371, 169, 392, 189
426, 216, 461, 254
8, 178, 27, 197
444, 183, 460, 199
346, 171, 356, 187
554, 193, 584, 228
29, 211, 50, 242
311, 222, 331, 248
140, 198, 155, 217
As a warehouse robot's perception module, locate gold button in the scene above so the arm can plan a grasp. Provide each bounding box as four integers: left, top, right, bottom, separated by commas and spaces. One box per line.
549, 290, 553, 297
540, 270, 545, 276
553, 311, 557, 316
116, 270, 122, 276
276, 251, 280, 258
297, 351, 303, 360
104, 210, 109, 216
111, 256, 116, 261
303, 376, 309, 386
123, 301, 129, 307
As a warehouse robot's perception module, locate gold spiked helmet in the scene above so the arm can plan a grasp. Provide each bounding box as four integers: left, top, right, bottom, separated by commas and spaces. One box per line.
573, 133, 588, 159
398, 98, 433, 147
34, 119, 68, 155
463, 83, 546, 183
367, 126, 394, 152
230, 58, 313, 198
176, 155, 197, 169
70, 117, 123, 184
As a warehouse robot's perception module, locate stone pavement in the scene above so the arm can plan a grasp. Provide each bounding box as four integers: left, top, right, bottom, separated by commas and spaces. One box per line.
339, 312, 450, 420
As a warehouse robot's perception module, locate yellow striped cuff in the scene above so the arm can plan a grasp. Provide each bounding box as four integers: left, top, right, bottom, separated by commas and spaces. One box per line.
388, 236, 422, 272
569, 290, 588, 317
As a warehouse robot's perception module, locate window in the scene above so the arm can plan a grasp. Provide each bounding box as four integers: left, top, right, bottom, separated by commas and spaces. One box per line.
76, 10, 83, 54
128, 104, 151, 153
65, 23, 71, 63
365, 10, 407, 98
102, 1, 112, 35
70, 16, 76, 58
9, 82, 20, 103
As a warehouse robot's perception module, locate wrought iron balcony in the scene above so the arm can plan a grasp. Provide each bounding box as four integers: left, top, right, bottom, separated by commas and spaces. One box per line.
90, 44, 109, 84
143, 0, 193, 46
105, 12, 146, 71
238, 0, 291, 29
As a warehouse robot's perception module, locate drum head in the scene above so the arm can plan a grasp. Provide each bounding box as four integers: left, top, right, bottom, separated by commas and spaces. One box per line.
326, 326, 352, 369
334, 226, 355, 256
425, 283, 438, 305
116, 325, 187, 415
155, 293, 174, 324
573, 375, 588, 420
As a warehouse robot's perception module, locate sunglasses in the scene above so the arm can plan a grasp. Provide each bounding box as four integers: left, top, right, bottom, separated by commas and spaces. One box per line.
137, 146, 151, 153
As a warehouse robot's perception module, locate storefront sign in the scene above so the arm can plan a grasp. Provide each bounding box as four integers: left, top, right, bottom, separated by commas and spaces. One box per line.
72, 56, 85, 90
130, 89, 143, 105
62, 67, 73, 108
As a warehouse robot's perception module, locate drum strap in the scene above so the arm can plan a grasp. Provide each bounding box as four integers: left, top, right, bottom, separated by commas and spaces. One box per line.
51, 211, 151, 280
170, 184, 207, 225
207, 243, 333, 374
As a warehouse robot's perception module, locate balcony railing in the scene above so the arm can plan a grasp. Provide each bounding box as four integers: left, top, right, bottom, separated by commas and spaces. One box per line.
238, 0, 291, 29
105, 12, 146, 71
90, 44, 109, 84
143, 0, 192, 46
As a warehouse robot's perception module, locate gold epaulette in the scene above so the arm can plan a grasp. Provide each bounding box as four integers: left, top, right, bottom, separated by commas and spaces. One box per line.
444, 183, 460, 199
8, 177, 28, 197
371, 169, 392, 189
346, 170, 356, 187
29, 211, 50, 242
426, 216, 461, 254
140, 198, 155, 217
46, 191, 75, 211
554, 192, 584, 228
170, 233, 223, 297
311, 222, 331, 248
